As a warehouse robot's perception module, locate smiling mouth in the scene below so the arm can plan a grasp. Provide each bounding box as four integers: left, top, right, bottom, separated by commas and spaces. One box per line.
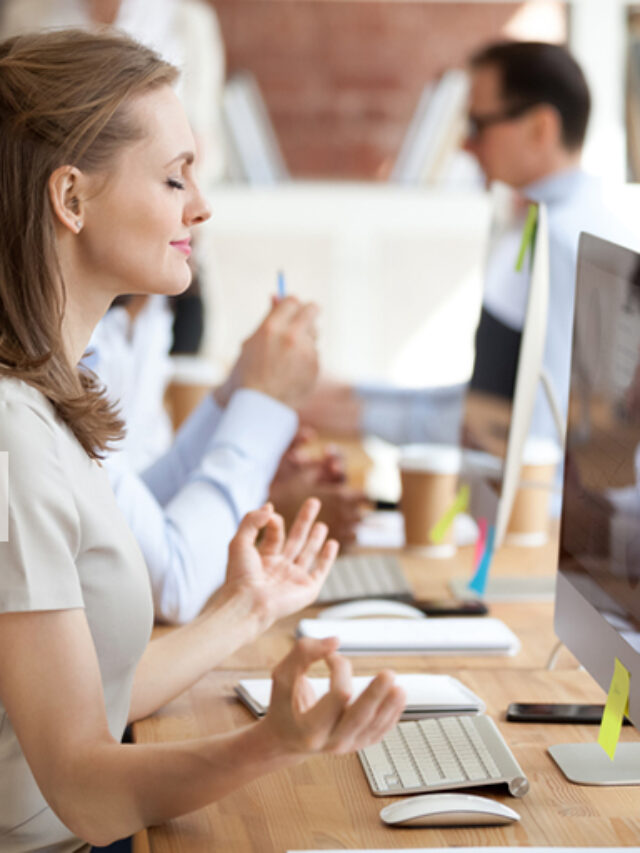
170, 239, 191, 257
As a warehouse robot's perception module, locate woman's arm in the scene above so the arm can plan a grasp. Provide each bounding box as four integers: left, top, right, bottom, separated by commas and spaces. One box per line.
0, 609, 403, 848
128, 497, 337, 722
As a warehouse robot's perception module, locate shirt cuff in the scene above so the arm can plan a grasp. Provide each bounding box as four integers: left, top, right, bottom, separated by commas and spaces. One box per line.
210, 388, 298, 466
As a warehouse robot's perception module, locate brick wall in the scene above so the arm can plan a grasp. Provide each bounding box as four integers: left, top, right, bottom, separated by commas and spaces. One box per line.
207, 1, 566, 179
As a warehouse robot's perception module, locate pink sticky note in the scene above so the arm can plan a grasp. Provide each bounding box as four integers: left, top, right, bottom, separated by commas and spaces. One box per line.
474, 517, 488, 571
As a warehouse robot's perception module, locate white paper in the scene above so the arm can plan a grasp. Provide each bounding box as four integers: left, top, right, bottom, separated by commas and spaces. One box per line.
237, 673, 484, 716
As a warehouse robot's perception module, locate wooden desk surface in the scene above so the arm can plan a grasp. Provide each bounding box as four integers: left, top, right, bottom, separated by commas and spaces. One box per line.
137, 668, 640, 851
136, 526, 640, 851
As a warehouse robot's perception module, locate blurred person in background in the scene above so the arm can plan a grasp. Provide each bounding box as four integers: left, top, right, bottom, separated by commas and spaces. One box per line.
301, 41, 635, 457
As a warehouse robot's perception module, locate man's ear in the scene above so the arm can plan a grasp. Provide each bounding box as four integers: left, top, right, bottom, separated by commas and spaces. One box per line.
48, 165, 86, 235
529, 104, 563, 151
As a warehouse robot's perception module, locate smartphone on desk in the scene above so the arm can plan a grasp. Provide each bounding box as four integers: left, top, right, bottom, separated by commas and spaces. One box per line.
506, 702, 632, 724
406, 598, 489, 617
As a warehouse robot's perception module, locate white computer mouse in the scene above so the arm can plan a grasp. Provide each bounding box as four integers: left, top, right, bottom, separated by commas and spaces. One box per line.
379, 793, 520, 827
317, 599, 427, 621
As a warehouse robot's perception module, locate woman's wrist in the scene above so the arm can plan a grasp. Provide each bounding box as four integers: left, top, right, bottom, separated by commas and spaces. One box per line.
248, 716, 308, 770
207, 580, 272, 642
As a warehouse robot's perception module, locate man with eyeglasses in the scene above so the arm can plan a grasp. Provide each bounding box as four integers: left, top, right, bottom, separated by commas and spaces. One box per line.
301, 41, 635, 452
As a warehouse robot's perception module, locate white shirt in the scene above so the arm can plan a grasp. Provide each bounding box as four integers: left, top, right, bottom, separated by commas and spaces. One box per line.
105, 388, 297, 624
88, 297, 174, 471
89, 304, 298, 625
88, 304, 298, 622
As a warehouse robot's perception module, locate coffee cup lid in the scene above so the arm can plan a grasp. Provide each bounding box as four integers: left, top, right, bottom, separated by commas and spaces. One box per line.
522, 437, 563, 466
399, 443, 462, 474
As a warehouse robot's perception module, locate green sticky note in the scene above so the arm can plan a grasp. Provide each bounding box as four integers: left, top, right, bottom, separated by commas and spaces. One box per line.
429, 484, 470, 545
598, 657, 630, 760
515, 203, 538, 272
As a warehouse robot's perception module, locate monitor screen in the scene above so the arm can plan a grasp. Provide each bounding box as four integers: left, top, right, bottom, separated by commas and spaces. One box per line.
556, 232, 640, 730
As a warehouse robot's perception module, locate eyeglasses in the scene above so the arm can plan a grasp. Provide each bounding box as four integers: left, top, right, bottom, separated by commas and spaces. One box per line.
466, 102, 540, 139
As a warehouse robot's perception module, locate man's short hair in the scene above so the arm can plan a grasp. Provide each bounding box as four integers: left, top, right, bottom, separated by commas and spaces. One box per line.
470, 41, 591, 151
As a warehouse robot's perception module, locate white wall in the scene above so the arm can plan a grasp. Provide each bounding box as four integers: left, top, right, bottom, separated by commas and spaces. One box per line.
201, 184, 492, 387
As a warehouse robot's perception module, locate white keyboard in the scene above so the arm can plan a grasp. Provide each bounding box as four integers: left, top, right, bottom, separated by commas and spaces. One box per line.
297, 617, 520, 655
317, 554, 412, 604
359, 714, 529, 798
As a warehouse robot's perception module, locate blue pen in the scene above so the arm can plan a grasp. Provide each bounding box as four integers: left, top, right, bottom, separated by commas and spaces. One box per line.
277, 270, 286, 300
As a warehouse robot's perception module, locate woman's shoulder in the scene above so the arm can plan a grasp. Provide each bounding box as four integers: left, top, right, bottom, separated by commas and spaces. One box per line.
0, 375, 56, 417
0, 376, 61, 450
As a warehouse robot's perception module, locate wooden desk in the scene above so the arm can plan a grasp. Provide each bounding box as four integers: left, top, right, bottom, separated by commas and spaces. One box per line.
135, 526, 640, 850
136, 667, 640, 851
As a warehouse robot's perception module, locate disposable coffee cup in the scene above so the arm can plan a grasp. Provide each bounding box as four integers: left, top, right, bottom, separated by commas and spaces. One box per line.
505, 437, 562, 547
399, 444, 462, 557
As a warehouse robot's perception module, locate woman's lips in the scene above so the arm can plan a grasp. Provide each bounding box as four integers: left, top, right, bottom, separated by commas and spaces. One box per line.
170, 239, 191, 256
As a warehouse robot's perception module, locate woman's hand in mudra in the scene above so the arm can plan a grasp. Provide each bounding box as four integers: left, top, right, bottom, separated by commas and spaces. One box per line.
260, 637, 406, 760
225, 498, 338, 628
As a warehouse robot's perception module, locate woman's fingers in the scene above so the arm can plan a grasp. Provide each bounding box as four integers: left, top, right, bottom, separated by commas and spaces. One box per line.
326, 670, 400, 754
229, 503, 274, 556
271, 636, 339, 698
295, 521, 329, 571
307, 539, 339, 588
259, 513, 285, 557
298, 652, 353, 745
281, 497, 321, 561
352, 685, 406, 751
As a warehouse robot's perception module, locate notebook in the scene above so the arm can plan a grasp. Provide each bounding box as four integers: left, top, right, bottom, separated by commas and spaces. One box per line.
235, 673, 485, 720
296, 617, 520, 655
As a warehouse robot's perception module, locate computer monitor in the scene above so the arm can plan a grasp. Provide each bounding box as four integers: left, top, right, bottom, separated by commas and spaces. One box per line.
467, 201, 566, 551
551, 232, 640, 784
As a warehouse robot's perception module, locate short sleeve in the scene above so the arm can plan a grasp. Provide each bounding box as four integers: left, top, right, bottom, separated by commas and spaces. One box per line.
0, 397, 83, 613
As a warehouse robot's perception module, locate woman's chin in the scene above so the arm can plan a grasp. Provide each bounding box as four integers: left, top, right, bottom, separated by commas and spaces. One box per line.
156, 269, 194, 297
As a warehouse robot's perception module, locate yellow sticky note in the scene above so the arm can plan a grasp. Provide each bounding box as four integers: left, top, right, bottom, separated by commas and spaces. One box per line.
598, 657, 630, 761
515, 203, 538, 272
429, 485, 470, 545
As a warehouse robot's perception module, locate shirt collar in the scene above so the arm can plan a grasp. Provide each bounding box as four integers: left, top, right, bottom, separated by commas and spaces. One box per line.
523, 167, 587, 205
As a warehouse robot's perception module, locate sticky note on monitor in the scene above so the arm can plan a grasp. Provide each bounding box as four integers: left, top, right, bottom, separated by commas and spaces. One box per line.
429, 484, 470, 545
515, 203, 538, 272
467, 524, 496, 596
598, 657, 630, 760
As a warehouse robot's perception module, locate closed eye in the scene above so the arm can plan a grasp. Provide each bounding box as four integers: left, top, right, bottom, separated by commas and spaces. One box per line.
166, 178, 185, 190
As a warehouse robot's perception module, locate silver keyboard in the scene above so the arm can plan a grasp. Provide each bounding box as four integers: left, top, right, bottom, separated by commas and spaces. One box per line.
317, 554, 412, 604
359, 714, 529, 798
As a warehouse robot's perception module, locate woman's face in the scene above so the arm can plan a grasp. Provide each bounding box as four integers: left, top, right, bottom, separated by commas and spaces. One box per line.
79, 85, 210, 298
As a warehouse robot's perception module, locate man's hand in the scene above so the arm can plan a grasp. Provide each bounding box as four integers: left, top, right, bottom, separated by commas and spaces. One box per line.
298, 380, 363, 437
270, 436, 366, 546
215, 298, 320, 410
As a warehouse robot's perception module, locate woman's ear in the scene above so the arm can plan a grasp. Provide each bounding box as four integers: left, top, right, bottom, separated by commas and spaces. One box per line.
48, 165, 86, 235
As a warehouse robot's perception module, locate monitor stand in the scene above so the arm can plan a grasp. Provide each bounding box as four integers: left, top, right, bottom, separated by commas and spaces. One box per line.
548, 742, 640, 785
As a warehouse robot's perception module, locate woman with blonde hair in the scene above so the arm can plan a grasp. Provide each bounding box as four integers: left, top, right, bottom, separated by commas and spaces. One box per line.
0, 29, 404, 852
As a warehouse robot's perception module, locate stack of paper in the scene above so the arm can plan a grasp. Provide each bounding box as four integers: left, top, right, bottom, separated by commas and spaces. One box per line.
235, 674, 485, 721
